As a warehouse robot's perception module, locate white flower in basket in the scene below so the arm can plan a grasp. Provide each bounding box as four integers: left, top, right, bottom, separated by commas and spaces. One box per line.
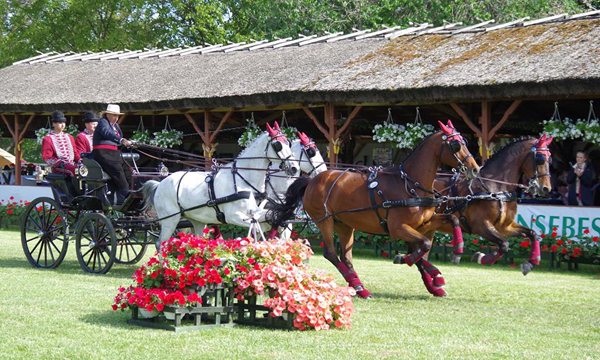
65, 124, 79, 137
239, 114, 261, 148
35, 127, 52, 144
281, 126, 299, 142
131, 129, 152, 144
150, 129, 184, 148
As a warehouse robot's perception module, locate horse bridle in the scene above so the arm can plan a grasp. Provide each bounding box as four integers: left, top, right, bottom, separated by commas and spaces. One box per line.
442, 132, 473, 175
265, 132, 295, 176
298, 139, 323, 176
527, 145, 552, 194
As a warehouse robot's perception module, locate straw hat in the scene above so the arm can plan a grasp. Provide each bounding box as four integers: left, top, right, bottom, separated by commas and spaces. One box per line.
103, 104, 124, 115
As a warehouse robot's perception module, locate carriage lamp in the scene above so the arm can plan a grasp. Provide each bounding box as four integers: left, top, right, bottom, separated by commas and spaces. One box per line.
158, 162, 169, 177
77, 163, 88, 177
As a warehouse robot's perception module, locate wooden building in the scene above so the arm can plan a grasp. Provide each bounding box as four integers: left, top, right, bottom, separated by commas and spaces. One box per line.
1, 11, 599, 183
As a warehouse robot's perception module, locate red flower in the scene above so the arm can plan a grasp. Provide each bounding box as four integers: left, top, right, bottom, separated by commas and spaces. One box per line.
112, 304, 118, 310
542, 245, 548, 250
541, 234, 546, 239
202, 227, 211, 235
150, 272, 158, 279
532, 218, 536, 222
381, 251, 389, 258
551, 232, 557, 238
510, 263, 517, 268
224, 267, 230, 275
520, 240, 530, 248
583, 229, 590, 234
291, 231, 299, 237
155, 303, 164, 311
573, 248, 582, 258
472, 239, 479, 245
593, 236, 598, 242
6, 209, 13, 215
552, 227, 557, 231
9, 196, 14, 200
556, 239, 564, 246
561, 248, 568, 255
213, 259, 221, 267
551, 245, 558, 252
320, 242, 324, 248
247, 258, 255, 265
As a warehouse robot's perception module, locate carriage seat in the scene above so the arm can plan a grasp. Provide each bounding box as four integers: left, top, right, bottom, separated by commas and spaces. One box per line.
81, 158, 111, 181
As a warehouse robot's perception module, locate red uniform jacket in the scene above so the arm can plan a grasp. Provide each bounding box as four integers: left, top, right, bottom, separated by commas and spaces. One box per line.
75, 130, 94, 155
42, 131, 80, 176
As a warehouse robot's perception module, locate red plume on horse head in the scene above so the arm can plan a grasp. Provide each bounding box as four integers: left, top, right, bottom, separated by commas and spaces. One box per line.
298, 132, 311, 145
438, 120, 454, 135
266, 122, 278, 137
273, 121, 281, 131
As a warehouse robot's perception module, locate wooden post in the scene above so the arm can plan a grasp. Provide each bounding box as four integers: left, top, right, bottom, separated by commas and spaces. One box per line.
325, 104, 337, 165
185, 110, 232, 169
479, 101, 491, 162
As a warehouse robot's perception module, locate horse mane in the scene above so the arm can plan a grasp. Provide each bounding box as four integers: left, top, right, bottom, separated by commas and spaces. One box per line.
484, 136, 537, 165
385, 131, 441, 172
236, 132, 269, 159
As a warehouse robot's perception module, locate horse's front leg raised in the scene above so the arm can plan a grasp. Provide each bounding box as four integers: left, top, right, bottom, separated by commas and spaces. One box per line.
469, 220, 510, 266
502, 222, 541, 275
414, 214, 464, 264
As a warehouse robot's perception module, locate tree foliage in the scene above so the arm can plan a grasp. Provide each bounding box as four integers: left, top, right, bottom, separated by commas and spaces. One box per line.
0, 0, 598, 67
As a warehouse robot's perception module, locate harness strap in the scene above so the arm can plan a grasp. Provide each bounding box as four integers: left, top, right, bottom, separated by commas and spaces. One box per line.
367, 170, 390, 234
206, 172, 227, 223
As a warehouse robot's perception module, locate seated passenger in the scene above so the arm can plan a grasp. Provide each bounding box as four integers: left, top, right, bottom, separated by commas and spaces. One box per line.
42, 110, 80, 176
75, 111, 99, 156
92, 104, 133, 204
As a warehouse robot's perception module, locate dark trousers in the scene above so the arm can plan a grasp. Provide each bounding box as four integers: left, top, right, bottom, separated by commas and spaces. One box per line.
92, 148, 131, 193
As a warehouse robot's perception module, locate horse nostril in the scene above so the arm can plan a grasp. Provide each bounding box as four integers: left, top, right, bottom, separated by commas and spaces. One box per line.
291, 167, 298, 175
543, 186, 550, 195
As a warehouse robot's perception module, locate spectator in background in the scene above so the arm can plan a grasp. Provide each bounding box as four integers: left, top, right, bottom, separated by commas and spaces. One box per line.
567, 151, 595, 206
1, 165, 11, 184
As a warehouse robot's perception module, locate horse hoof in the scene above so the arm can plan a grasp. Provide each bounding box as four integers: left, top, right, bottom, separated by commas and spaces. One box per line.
356, 288, 372, 299
432, 287, 447, 297
450, 253, 461, 265
471, 252, 484, 264
393, 254, 405, 265
433, 275, 446, 287
521, 261, 534, 276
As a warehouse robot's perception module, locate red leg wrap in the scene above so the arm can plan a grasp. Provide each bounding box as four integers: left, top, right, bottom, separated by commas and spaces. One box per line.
404, 248, 425, 267
211, 226, 222, 239
481, 250, 503, 266
267, 227, 278, 239
433, 275, 446, 287
529, 239, 541, 266
337, 262, 355, 282
420, 259, 441, 277
349, 278, 371, 298
420, 271, 446, 297
452, 227, 464, 254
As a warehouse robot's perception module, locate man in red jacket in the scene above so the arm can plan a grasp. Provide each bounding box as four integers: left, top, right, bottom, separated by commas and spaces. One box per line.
75, 111, 99, 156
42, 110, 80, 176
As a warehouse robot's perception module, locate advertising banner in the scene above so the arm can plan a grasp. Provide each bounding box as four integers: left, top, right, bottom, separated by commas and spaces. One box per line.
516, 204, 600, 238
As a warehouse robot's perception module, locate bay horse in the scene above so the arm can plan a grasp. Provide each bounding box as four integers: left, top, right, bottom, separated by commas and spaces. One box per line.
428, 135, 553, 276
142, 123, 300, 248
270, 121, 480, 298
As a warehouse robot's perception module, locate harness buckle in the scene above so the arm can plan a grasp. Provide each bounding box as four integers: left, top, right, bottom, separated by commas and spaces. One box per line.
382, 201, 391, 209
207, 200, 216, 207
465, 195, 472, 201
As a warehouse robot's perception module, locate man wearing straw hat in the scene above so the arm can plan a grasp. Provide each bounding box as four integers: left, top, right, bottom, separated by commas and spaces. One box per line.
92, 104, 132, 205
42, 110, 80, 176
75, 111, 99, 156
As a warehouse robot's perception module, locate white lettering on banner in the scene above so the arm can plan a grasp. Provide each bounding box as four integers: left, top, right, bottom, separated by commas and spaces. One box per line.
516, 204, 600, 238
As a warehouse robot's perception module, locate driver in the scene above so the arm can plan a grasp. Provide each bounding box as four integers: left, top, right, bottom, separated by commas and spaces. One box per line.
92, 104, 133, 204
42, 110, 80, 176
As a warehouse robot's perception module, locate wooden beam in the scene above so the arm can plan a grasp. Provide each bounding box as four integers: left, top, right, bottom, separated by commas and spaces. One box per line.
449, 103, 482, 138
14, 114, 21, 185
184, 112, 208, 143
302, 106, 330, 140
117, 113, 129, 125
325, 104, 337, 165
1, 114, 16, 138
335, 106, 362, 139
488, 100, 523, 140
480, 101, 491, 162
209, 110, 233, 143
19, 114, 36, 139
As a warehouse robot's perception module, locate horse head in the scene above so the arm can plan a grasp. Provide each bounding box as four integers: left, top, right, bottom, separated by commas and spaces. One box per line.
293, 131, 327, 177
438, 120, 480, 179
266, 122, 299, 176
526, 134, 553, 196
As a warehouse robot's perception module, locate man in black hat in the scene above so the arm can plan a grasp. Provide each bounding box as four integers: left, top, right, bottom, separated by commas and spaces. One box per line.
75, 111, 99, 156
42, 110, 79, 176
92, 104, 132, 204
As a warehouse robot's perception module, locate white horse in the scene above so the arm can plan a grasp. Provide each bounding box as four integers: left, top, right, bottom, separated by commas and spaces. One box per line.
264, 132, 327, 238
142, 123, 300, 247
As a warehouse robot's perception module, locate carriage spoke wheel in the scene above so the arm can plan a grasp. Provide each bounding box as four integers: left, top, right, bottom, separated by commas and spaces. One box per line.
114, 228, 147, 265
21, 197, 69, 269
75, 213, 116, 274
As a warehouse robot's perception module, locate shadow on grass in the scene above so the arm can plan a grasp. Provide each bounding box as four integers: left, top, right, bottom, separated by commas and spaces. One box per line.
80, 310, 135, 330
0, 257, 142, 279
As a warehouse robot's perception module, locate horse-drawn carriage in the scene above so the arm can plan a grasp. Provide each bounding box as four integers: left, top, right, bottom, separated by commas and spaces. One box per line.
20, 150, 176, 274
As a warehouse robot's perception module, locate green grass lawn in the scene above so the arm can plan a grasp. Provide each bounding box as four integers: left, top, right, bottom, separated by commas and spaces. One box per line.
1, 229, 599, 360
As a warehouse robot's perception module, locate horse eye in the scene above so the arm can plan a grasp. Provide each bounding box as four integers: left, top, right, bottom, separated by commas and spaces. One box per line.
306, 148, 316, 158
450, 140, 461, 152
271, 141, 283, 152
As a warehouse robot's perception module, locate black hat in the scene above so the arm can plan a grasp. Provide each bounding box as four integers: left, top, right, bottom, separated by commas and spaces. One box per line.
51, 110, 66, 123
83, 111, 100, 123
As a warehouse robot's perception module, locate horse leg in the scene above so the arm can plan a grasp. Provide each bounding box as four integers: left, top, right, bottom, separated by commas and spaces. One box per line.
335, 222, 371, 299
414, 214, 464, 264
391, 224, 432, 267
189, 220, 204, 236
407, 242, 447, 297
503, 222, 541, 275
470, 221, 509, 266
157, 217, 179, 250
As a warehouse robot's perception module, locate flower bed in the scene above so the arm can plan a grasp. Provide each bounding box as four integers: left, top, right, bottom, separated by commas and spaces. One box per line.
113, 231, 354, 331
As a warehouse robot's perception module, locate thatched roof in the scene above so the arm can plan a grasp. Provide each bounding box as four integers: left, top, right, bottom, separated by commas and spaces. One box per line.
1, 14, 599, 113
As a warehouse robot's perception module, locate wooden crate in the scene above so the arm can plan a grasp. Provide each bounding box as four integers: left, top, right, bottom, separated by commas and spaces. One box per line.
127, 286, 236, 332
236, 294, 295, 330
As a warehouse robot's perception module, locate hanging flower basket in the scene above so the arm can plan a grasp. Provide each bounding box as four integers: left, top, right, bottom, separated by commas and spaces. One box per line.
279, 111, 298, 142
541, 102, 579, 141
372, 109, 406, 147
150, 117, 183, 148
65, 123, 79, 137
238, 114, 261, 148
373, 108, 433, 149
574, 101, 600, 145
131, 118, 152, 144
35, 128, 52, 144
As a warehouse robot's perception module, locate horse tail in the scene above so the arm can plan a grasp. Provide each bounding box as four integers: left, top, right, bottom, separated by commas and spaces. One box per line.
141, 180, 160, 212
268, 176, 310, 228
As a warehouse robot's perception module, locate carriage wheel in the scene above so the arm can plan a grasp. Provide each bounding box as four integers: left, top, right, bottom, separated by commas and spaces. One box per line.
114, 228, 147, 265
75, 213, 117, 274
20, 197, 69, 269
